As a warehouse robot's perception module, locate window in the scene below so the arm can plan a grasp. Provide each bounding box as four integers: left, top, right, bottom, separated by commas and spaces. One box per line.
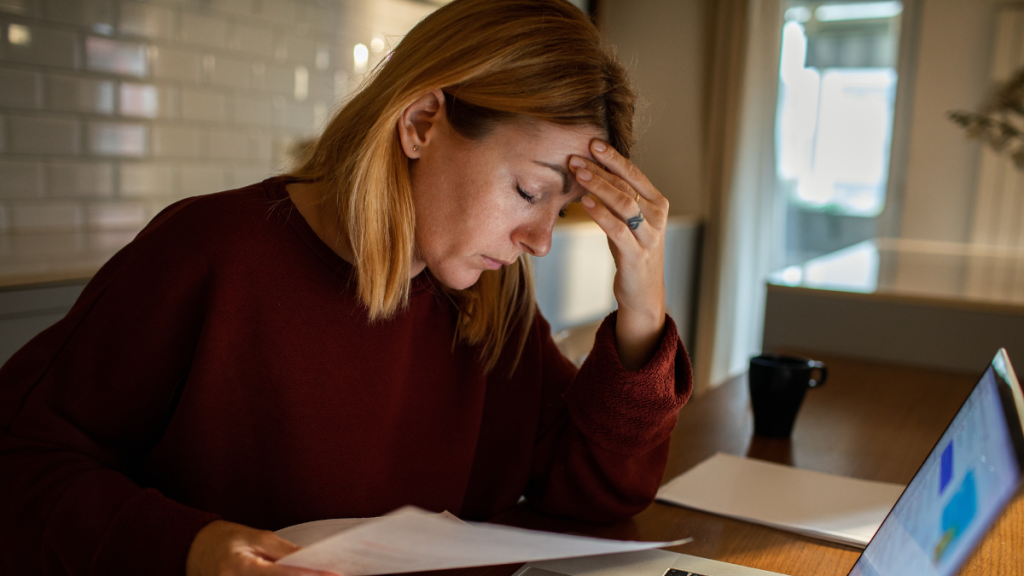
775, 1, 902, 265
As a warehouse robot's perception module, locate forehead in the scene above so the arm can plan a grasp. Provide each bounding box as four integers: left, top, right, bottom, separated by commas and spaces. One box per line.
492, 120, 604, 162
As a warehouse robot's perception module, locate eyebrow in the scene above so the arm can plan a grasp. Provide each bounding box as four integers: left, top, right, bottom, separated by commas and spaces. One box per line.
533, 161, 572, 196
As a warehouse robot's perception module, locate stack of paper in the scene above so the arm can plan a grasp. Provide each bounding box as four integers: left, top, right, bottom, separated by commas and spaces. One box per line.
277, 506, 690, 575
656, 453, 905, 547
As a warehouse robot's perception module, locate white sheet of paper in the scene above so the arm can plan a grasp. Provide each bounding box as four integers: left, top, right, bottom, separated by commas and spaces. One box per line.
276, 511, 464, 547
278, 506, 691, 575
656, 452, 905, 547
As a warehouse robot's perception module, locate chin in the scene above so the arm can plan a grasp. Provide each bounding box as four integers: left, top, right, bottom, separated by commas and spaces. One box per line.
431, 266, 484, 291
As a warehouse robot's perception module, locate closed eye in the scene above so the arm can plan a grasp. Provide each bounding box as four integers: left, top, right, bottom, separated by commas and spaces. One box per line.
516, 183, 537, 204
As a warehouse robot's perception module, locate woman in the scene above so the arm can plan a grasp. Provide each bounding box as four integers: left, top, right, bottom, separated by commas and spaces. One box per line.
0, 1, 691, 575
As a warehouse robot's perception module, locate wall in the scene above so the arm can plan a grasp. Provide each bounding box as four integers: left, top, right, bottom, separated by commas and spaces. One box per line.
597, 0, 707, 217
897, 0, 1002, 243
0, 0, 361, 234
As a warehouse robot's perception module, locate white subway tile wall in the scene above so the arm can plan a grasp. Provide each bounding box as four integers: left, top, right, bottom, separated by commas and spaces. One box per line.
86, 201, 147, 229
180, 12, 228, 50
119, 82, 162, 117
230, 24, 275, 59
4, 24, 80, 68
10, 115, 80, 154
0, 159, 43, 198
207, 129, 248, 160
44, 0, 115, 29
0, 66, 42, 108
206, 55, 250, 89
149, 45, 203, 82
151, 124, 201, 158
119, 161, 175, 196
230, 165, 271, 189
119, 2, 174, 40
179, 164, 226, 195
180, 88, 226, 122
88, 121, 147, 156
48, 161, 114, 197
47, 74, 115, 114
85, 36, 148, 76
11, 201, 83, 232
0, 1, 33, 17
1, 0, 354, 232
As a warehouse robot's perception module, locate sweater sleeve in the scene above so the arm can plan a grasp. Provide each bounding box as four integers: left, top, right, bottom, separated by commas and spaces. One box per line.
523, 311, 692, 522
0, 198, 221, 576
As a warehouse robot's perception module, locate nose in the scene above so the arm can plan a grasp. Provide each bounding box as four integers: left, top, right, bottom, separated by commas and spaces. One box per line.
511, 216, 554, 258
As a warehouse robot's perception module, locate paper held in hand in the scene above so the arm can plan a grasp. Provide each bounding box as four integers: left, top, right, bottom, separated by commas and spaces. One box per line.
276, 506, 691, 576
656, 452, 906, 547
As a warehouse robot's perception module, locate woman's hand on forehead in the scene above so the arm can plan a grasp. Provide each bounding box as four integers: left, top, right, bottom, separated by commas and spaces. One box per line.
570, 139, 669, 371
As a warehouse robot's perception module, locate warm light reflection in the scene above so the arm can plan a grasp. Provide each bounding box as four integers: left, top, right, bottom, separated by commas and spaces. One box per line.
294, 66, 309, 102
316, 45, 330, 70
8, 24, 30, 46
353, 43, 369, 73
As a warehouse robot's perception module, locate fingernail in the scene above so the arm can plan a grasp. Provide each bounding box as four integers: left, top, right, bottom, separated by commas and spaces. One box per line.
576, 168, 593, 181
592, 140, 607, 152
581, 196, 596, 208
569, 156, 587, 168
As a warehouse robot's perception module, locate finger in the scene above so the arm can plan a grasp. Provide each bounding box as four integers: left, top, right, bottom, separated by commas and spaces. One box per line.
588, 140, 652, 199
581, 194, 639, 251
585, 162, 664, 229
624, 209, 646, 232
573, 162, 653, 241
571, 155, 664, 233
255, 532, 342, 576
255, 531, 303, 561
588, 140, 670, 218
573, 163, 639, 222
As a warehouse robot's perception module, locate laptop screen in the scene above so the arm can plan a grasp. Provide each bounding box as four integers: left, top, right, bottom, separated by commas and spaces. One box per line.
849, 353, 1023, 576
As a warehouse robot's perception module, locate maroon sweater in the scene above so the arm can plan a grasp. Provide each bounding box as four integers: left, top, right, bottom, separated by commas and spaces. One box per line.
0, 177, 691, 576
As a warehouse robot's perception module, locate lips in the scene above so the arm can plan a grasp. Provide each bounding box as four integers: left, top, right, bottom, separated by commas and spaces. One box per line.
481, 255, 514, 270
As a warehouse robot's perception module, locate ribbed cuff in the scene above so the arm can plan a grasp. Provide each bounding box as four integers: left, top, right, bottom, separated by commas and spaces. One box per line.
566, 312, 692, 454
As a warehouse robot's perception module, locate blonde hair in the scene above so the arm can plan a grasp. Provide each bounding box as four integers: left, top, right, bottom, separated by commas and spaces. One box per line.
288, 0, 636, 373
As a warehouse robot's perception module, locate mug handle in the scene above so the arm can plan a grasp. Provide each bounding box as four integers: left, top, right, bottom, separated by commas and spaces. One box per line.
809, 361, 827, 388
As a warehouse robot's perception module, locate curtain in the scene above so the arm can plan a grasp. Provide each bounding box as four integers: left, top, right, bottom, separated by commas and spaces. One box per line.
692, 0, 784, 392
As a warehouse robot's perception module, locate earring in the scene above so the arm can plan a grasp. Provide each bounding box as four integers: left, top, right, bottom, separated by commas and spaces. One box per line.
413, 145, 419, 152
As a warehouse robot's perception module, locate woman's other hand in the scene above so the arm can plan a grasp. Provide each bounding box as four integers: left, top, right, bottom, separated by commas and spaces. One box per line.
571, 140, 669, 371
187, 520, 341, 576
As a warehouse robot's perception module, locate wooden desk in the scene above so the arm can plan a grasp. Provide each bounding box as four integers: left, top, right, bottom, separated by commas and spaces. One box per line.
485, 353, 1023, 576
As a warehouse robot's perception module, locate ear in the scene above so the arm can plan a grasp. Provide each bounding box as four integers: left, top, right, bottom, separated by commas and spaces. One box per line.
397, 89, 447, 159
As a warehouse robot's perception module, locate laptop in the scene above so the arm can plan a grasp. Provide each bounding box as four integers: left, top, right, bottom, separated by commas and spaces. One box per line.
514, 348, 1024, 576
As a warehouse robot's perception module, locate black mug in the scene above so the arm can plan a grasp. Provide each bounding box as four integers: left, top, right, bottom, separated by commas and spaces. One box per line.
748, 354, 827, 437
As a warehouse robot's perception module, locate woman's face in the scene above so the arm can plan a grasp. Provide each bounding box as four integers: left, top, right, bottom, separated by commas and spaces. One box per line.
409, 117, 603, 290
